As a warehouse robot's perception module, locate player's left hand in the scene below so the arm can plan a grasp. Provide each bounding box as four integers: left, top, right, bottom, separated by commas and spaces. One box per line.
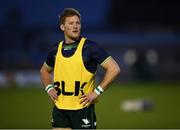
79, 92, 98, 106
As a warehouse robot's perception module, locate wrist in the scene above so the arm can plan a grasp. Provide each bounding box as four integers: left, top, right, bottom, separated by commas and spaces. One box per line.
94, 85, 104, 96
45, 84, 54, 93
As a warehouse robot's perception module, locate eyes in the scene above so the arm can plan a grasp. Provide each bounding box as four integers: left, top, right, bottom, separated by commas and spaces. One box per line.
68, 21, 81, 26
64, 16, 81, 26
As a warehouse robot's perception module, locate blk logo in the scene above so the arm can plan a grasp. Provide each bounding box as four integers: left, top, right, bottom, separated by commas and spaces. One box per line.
54, 81, 87, 96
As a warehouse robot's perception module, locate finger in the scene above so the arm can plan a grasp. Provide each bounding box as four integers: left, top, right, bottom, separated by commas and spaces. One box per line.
79, 97, 88, 104
55, 90, 58, 94
51, 89, 57, 94
50, 93, 58, 101
86, 102, 91, 107
82, 99, 89, 106
53, 94, 58, 101
79, 97, 87, 104
80, 94, 86, 99
50, 96, 56, 103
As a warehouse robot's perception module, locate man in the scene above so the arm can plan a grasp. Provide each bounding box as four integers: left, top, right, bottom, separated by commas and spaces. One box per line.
40, 8, 120, 129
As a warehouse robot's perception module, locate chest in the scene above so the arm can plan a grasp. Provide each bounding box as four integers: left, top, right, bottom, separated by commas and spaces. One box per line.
61, 47, 91, 64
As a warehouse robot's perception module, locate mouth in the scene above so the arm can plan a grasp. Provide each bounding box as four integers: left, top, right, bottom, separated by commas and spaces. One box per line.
73, 30, 78, 33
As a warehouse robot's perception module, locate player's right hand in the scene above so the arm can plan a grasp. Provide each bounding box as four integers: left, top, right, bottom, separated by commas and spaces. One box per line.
48, 88, 58, 102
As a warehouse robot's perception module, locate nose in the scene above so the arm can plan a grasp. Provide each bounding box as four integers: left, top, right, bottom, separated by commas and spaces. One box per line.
73, 24, 78, 29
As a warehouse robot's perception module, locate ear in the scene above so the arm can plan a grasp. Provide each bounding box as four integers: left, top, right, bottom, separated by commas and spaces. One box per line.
60, 24, 65, 31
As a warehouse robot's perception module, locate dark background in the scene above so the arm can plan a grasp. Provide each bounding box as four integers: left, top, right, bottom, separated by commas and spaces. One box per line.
0, 0, 180, 129
0, 0, 180, 82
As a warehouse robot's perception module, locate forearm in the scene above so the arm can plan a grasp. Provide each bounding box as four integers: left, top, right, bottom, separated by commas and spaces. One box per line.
40, 63, 53, 88
40, 63, 58, 101
99, 57, 120, 91
99, 65, 120, 90
40, 70, 53, 87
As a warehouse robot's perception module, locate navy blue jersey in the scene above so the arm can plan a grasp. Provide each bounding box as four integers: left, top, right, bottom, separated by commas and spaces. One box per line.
45, 37, 110, 73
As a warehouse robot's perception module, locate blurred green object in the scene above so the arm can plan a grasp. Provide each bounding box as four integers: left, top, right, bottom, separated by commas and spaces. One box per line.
0, 82, 180, 129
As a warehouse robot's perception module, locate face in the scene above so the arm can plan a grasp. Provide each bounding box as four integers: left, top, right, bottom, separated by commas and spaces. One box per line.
60, 15, 81, 42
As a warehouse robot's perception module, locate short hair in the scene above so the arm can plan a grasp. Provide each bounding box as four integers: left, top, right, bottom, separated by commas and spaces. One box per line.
59, 8, 81, 25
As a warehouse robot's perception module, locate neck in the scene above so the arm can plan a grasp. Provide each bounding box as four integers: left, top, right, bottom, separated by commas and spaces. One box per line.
64, 36, 80, 44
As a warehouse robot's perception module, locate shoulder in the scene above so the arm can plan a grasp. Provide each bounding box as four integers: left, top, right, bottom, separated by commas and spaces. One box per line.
83, 38, 100, 49
46, 41, 61, 57
51, 42, 59, 51
83, 38, 107, 53
45, 41, 61, 68
48, 41, 62, 54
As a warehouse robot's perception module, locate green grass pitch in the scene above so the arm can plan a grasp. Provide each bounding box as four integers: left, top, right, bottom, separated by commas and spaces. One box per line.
0, 82, 180, 129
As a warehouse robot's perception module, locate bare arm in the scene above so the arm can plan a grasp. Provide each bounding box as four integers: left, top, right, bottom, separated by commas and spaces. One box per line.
99, 56, 120, 90
40, 62, 58, 101
80, 56, 120, 106
40, 62, 53, 87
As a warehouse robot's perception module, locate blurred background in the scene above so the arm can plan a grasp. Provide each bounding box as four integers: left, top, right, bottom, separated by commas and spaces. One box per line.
0, 0, 180, 129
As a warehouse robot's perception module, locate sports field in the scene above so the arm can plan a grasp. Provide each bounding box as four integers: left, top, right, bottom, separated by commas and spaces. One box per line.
0, 82, 180, 129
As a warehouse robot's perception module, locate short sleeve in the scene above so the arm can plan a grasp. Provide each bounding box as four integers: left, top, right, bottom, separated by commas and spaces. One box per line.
89, 41, 110, 65
45, 43, 58, 68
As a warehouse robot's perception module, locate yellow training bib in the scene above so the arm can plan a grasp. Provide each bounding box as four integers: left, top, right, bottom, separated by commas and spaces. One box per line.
54, 37, 95, 110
